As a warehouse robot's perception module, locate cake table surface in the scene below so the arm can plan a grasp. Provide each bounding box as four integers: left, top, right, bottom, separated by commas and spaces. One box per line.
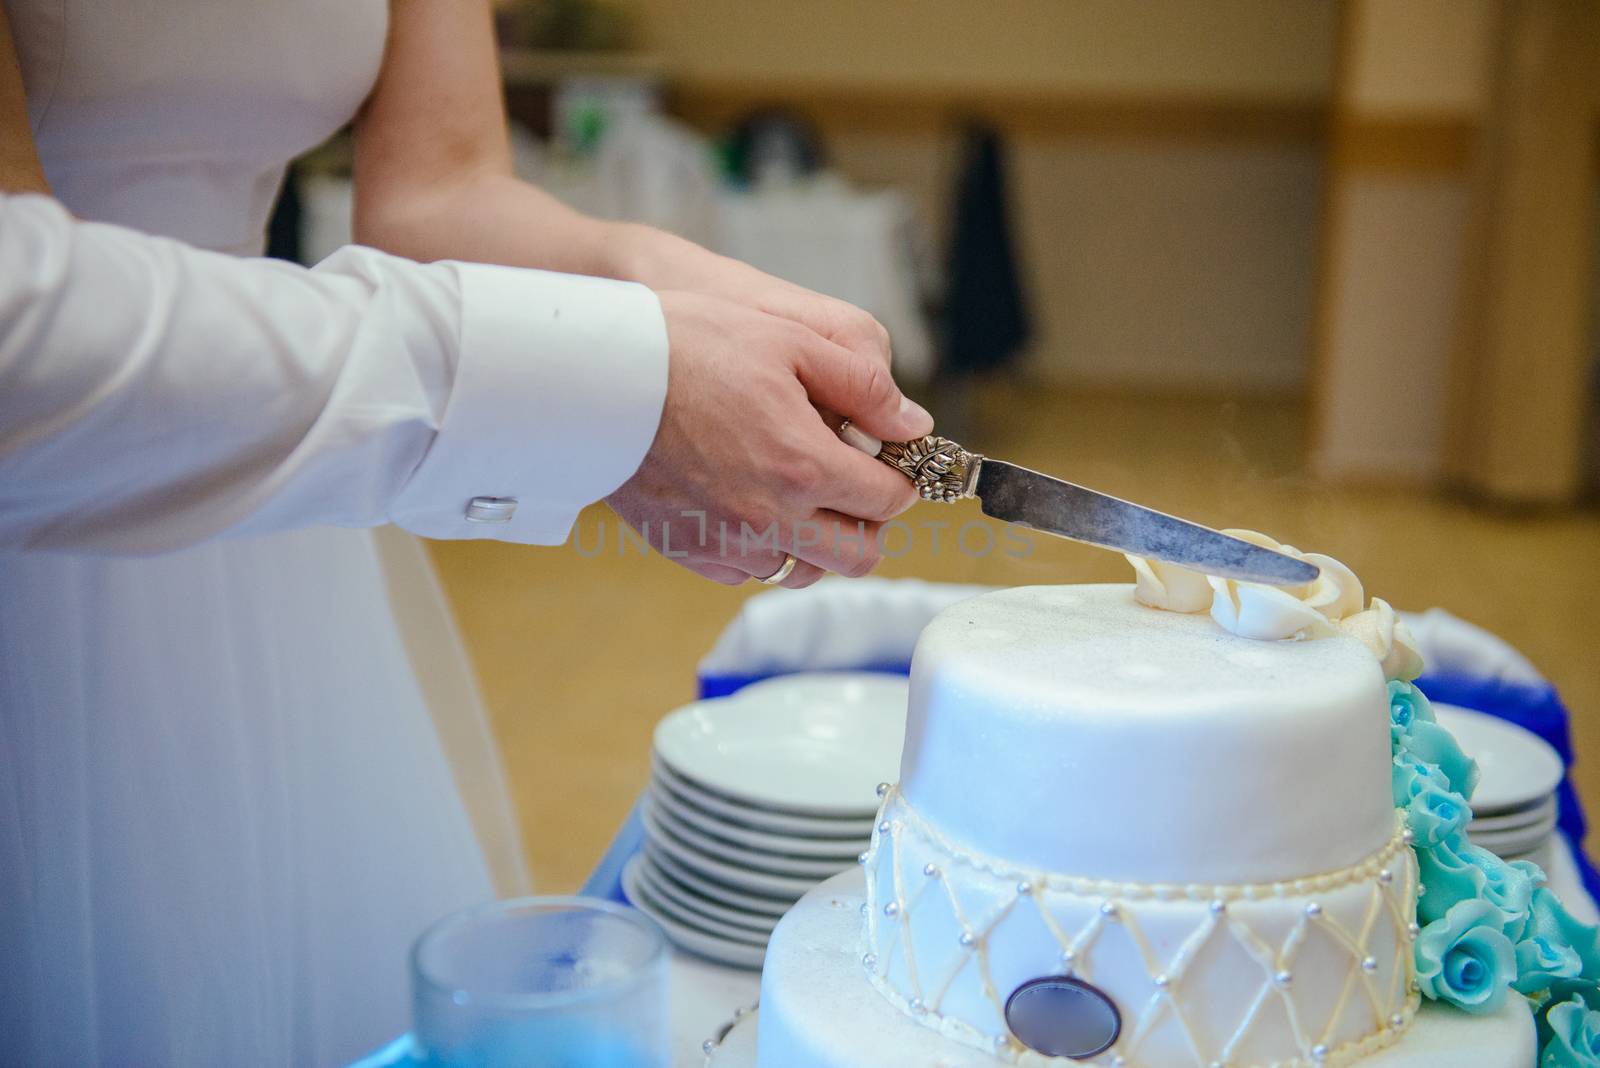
747, 870, 1536, 1068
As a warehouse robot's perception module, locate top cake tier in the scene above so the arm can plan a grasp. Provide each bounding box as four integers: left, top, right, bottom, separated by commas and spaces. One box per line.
899, 584, 1394, 886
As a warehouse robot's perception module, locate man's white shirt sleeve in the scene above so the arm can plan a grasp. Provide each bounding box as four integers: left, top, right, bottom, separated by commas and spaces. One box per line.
0, 193, 669, 554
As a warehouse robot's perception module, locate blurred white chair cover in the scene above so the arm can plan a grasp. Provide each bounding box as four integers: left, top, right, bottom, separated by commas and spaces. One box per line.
698, 577, 991, 680
507, 116, 719, 248
1400, 607, 1546, 685
589, 113, 721, 245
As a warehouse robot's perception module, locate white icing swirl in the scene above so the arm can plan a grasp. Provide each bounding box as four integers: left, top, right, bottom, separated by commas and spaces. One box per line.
1205, 529, 1364, 641
1126, 530, 1423, 681
1124, 554, 1213, 613
1339, 596, 1425, 681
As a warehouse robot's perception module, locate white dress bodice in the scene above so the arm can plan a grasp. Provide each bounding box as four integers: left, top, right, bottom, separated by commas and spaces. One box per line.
11, 0, 386, 253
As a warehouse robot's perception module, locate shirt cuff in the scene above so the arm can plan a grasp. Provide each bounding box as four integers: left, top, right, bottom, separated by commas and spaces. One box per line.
389, 263, 668, 543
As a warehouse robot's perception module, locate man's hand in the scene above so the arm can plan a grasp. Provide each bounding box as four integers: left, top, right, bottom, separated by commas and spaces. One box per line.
606, 291, 933, 587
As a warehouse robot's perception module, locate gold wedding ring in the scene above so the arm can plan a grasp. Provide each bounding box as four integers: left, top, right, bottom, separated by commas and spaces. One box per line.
759, 552, 798, 585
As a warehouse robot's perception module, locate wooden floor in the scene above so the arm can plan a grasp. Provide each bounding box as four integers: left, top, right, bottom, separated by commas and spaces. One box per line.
428, 387, 1600, 891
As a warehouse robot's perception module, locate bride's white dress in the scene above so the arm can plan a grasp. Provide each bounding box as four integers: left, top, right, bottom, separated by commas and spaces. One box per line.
0, 2, 529, 1064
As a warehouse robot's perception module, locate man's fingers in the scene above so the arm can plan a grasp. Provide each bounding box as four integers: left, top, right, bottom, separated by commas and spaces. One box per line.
767, 558, 827, 589
786, 509, 884, 579
689, 560, 753, 586
792, 332, 932, 442
781, 560, 828, 588
813, 434, 919, 522
758, 288, 893, 369
717, 512, 880, 580
828, 305, 894, 370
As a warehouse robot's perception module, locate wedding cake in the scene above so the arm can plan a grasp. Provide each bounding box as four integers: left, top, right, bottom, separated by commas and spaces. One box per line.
751, 534, 1566, 1067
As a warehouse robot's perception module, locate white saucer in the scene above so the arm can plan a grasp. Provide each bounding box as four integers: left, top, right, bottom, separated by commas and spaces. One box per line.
640, 824, 819, 901
621, 862, 768, 971
643, 804, 848, 886
653, 673, 906, 817
643, 844, 800, 920
1477, 835, 1557, 865
1469, 793, 1557, 834
1472, 812, 1558, 859
652, 758, 878, 838
645, 799, 858, 879
622, 855, 768, 947
738, 671, 905, 707
1434, 704, 1563, 814
650, 781, 866, 859
629, 855, 779, 936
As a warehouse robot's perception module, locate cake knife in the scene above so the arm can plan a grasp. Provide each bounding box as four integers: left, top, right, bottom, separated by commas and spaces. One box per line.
838, 424, 1319, 586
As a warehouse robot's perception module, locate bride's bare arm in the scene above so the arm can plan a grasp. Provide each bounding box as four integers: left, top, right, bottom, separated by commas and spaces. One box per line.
351, 0, 622, 276
353, 0, 898, 369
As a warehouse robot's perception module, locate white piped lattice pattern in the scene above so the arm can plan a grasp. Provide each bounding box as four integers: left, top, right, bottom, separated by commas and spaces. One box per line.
861, 788, 1419, 1068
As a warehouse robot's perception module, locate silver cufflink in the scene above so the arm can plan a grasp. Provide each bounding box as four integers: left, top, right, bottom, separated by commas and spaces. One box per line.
465, 496, 517, 523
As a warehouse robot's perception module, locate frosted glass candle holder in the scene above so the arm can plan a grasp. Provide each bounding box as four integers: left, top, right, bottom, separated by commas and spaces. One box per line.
411, 896, 668, 1068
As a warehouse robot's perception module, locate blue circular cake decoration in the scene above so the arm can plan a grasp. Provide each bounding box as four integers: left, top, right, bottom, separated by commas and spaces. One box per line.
1004, 976, 1121, 1059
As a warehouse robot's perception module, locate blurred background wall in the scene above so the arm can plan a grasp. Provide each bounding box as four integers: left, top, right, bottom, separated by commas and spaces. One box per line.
617, 0, 1596, 495
646, 0, 1336, 396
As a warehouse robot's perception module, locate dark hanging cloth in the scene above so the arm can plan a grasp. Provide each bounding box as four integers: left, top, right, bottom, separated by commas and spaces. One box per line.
942, 123, 1031, 376
264, 164, 304, 264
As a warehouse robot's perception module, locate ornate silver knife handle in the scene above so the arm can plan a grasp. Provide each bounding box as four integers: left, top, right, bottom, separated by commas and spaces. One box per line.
836, 420, 1324, 587
837, 421, 983, 503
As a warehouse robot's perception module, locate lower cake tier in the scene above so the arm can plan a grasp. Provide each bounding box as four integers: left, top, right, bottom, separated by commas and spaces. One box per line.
755, 871, 1536, 1068
861, 788, 1419, 1066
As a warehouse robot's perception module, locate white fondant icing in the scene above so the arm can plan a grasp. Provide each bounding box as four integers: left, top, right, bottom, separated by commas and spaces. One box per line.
900, 585, 1394, 884
862, 789, 1418, 1067
754, 872, 1536, 1068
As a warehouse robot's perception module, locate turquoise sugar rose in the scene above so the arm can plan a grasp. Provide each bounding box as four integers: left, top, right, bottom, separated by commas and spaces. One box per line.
1520, 932, 1585, 997
1517, 888, 1600, 994
1404, 719, 1482, 801
1388, 680, 1436, 749
1471, 847, 1536, 938
1536, 982, 1600, 1068
1393, 753, 1453, 809
1416, 834, 1534, 938
1415, 898, 1517, 1014
1415, 830, 1483, 924
1405, 776, 1471, 848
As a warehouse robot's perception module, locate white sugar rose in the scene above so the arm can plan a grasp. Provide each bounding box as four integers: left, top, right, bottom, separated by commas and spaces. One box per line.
1123, 554, 1213, 613
1206, 529, 1365, 641
1340, 596, 1425, 681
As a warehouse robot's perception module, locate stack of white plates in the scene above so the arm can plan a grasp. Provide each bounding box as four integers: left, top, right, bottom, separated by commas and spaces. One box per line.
623, 672, 908, 968
1436, 703, 1566, 869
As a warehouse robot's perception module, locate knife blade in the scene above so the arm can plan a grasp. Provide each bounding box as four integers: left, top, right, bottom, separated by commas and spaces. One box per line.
838, 425, 1318, 587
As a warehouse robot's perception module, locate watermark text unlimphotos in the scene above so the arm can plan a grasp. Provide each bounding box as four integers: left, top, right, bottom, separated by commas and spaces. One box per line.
570, 511, 1037, 560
